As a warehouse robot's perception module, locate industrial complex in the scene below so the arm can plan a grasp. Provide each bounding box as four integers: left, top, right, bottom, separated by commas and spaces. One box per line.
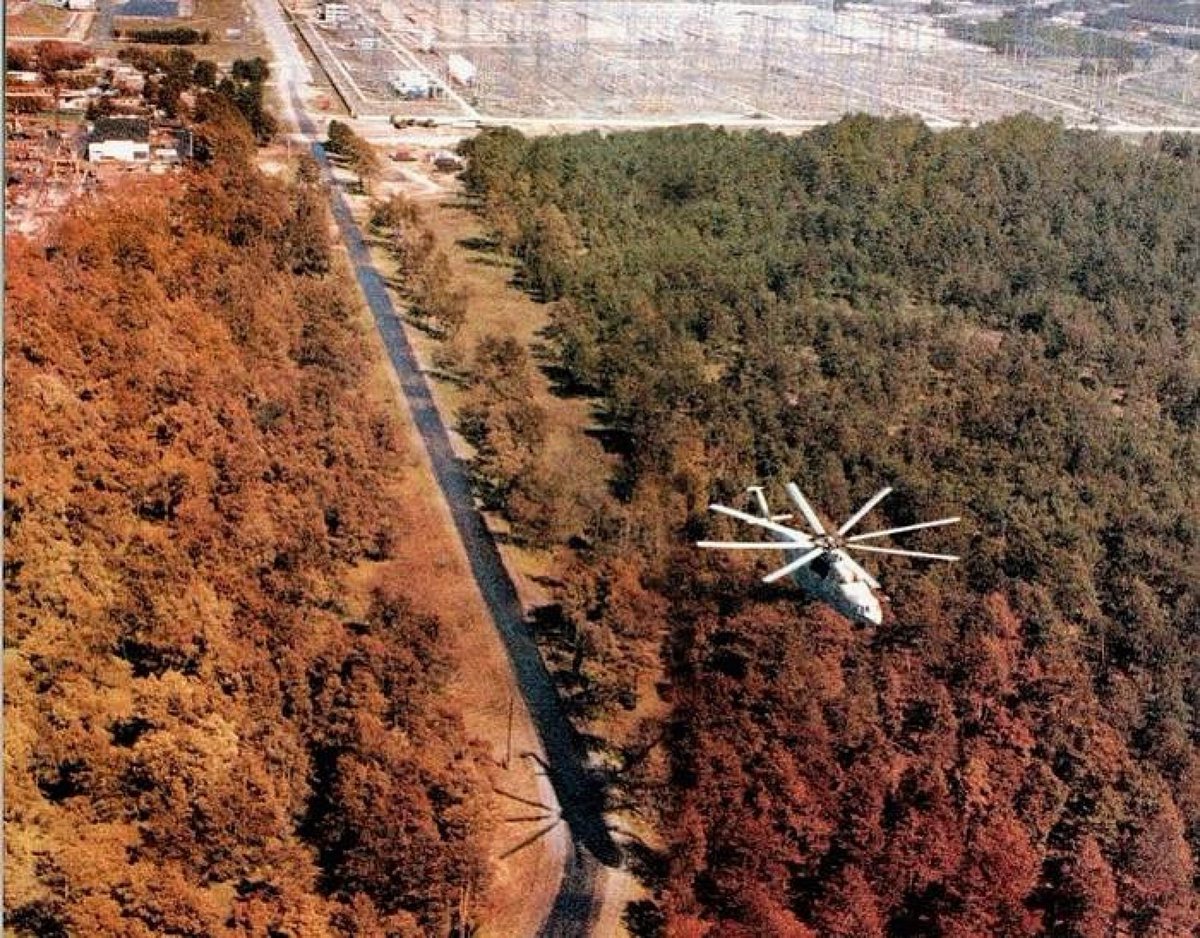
287, 0, 1200, 130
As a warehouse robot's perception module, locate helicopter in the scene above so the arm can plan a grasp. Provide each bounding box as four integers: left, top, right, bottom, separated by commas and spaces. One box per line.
697, 483, 961, 625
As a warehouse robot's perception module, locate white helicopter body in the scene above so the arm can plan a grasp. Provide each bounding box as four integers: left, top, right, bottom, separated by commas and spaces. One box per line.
698, 483, 959, 626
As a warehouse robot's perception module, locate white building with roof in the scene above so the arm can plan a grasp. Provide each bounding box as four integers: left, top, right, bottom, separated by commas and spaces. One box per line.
87, 117, 150, 162
318, 2, 351, 24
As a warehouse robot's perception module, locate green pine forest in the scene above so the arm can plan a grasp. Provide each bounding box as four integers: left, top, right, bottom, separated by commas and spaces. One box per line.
458, 116, 1199, 935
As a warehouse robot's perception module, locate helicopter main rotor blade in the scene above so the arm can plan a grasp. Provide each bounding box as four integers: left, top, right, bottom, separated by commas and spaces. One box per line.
837, 486, 893, 537
834, 549, 881, 590
846, 517, 961, 542
697, 541, 816, 550
747, 486, 772, 519
785, 483, 827, 535
847, 544, 960, 562
747, 486, 794, 522
762, 547, 825, 584
708, 504, 813, 543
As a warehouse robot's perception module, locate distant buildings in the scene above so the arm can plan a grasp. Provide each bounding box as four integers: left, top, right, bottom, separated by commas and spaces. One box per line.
87, 117, 149, 162
390, 69, 439, 99
112, 0, 179, 15
318, 2, 351, 25
108, 63, 147, 94
84, 118, 191, 166
446, 53, 476, 87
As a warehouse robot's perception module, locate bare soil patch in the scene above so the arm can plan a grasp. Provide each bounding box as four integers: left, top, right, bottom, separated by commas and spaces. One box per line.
7, 3, 79, 38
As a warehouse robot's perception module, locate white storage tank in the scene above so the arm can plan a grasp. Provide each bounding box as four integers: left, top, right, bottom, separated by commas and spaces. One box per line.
390, 69, 436, 98
446, 53, 476, 86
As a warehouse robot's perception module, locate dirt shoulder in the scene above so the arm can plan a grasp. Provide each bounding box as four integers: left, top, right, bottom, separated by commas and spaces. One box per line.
309, 166, 565, 935
351, 351, 566, 937
345, 157, 652, 935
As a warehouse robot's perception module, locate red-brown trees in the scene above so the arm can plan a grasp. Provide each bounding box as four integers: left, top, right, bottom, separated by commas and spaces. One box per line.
5, 120, 486, 934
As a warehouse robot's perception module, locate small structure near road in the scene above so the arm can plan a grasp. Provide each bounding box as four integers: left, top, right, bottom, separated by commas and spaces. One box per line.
318, 2, 351, 26
87, 116, 149, 162
430, 149, 463, 172
390, 69, 439, 100
446, 53, 475, 87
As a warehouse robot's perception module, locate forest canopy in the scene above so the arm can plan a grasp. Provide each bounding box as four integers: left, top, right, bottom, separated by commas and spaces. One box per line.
4, 107, 486, 935
460, 117, 1199, 935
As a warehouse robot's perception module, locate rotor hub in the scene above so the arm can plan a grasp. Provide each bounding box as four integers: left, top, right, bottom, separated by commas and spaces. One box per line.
698, 482, 961, 597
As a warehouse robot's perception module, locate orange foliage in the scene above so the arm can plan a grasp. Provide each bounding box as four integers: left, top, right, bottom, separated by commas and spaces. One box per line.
5, 143, 485, 933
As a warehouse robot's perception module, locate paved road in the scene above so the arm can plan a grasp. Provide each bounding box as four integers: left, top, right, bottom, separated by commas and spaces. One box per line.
305, 102, 620, 928
248, 0, 621, 930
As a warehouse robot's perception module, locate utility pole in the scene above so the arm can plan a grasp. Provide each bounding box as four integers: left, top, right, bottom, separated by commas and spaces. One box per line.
503, 694, 514, 770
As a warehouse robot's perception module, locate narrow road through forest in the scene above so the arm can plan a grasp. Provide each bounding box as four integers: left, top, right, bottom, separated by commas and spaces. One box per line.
247, 0, 622, 932
305, 107, 622, 932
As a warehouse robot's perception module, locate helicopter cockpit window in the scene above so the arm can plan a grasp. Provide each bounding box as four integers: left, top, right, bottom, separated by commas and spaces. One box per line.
810, 555, 832, 578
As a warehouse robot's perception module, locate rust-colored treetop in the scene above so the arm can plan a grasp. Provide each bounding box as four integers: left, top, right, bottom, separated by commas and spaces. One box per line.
5, 114, 486, 936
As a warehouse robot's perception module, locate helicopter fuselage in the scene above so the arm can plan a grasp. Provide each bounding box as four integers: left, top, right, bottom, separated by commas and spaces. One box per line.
699, 483, 957, 627
784, 544, 883, 625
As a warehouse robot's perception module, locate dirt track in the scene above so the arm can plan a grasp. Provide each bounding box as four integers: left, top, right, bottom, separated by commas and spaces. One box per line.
248, 0, 622, 931
309, 126, 621, 931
